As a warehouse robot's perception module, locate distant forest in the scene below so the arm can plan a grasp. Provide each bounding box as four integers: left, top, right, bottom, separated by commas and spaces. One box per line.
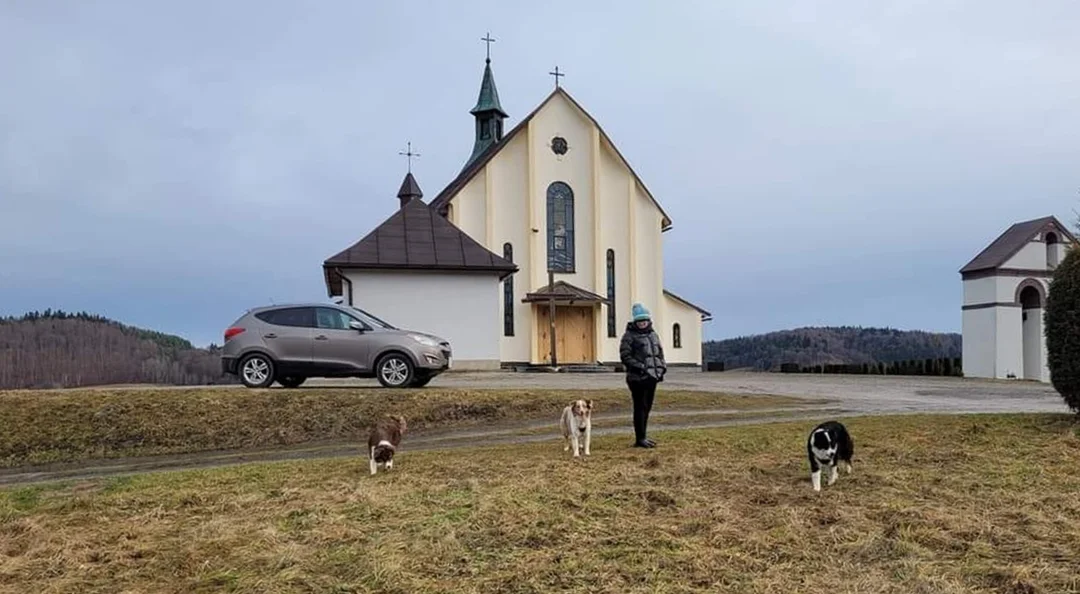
704, 326, 962, 371
0, 310, 234, 390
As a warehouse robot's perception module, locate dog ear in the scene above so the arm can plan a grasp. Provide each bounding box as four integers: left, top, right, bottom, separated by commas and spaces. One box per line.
585, 399, 593, 411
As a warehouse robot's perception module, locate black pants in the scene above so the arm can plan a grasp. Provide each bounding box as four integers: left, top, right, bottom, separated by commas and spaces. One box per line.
628, 378, 658, 443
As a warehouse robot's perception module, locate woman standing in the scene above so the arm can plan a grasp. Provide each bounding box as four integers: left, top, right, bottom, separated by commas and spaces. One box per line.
619, 303, 667, 448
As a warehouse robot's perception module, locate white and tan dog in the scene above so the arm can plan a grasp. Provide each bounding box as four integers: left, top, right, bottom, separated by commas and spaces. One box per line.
559, 399, 593, 457
368, 415, 407, 475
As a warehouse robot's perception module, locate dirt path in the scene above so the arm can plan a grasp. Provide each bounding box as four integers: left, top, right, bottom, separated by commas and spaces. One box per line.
0, 405, 845, 487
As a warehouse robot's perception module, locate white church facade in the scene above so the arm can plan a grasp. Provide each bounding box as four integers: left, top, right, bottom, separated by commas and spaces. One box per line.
323, 53, 710, 370
960, 216, 1074, 382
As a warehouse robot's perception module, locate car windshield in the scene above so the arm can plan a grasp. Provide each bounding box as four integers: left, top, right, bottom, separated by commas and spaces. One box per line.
349, 307, 397, 330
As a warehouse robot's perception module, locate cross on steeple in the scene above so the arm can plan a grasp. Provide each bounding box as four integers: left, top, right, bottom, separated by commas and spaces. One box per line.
398, 141, 421, 173
481, 32, 495, 63
549, 65, 565, 88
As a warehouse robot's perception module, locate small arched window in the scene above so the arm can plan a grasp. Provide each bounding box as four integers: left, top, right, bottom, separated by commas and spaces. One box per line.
503, 243, 514, 337
1046, 232, 1060, 268
673, 323, 682, 349
606, 249, 616, 337
546, 182, 575, 272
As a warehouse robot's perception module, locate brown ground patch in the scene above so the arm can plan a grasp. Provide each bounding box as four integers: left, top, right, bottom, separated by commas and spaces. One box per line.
2, 414, 1080, 593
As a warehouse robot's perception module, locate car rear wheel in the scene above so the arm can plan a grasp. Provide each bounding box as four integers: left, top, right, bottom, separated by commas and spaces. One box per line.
376, 353, 414, 388
239, 353, 276, 388
278, 375, 306, 389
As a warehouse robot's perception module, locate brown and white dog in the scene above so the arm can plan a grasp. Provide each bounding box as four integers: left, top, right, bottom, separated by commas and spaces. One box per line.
560, 399, 593, 457
368, 415, 407, 475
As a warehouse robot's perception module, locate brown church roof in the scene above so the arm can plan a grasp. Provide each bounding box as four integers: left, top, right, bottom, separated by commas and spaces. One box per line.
428, 87, 673, 231
323, 196, 517, 297
959, 215, 1076, 275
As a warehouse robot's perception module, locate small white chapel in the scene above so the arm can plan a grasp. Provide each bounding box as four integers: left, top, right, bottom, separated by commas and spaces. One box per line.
960, 215, 1074, 382
323, 45, 710, 370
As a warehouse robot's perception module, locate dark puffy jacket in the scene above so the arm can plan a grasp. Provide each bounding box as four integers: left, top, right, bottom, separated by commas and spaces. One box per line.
619, 321, 667, 382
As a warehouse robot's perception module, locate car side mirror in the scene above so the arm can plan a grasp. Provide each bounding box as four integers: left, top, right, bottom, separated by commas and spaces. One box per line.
348, 321, 367, 332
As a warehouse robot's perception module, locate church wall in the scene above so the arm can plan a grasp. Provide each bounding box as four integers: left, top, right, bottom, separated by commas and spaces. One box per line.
662, 294, 703, 367
528, 94, 597, 295
633, 185, 664, 345
597, 141, 633, 363
961, 278, 996, 305
344, 269, 502, 370
994, 306, 1023, 380
1003, 241, 1047, 270
453, 175, 487, 245
961, 307, 996, 379
485, 133, 532, 364
961, 275, 1052, 382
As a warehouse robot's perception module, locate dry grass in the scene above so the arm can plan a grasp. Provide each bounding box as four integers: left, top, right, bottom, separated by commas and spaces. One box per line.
4, 414, 1080, 593
0, 387, 806, 467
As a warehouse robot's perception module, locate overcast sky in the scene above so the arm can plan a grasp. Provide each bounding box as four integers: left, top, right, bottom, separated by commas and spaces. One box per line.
2, 1, 1078, 347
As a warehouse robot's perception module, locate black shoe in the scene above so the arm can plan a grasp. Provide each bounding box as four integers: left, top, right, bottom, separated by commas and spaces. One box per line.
643, 438, 656, 447
633, 440, 650, 448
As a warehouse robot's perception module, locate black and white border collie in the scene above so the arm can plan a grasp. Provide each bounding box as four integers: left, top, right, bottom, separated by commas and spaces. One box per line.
807, 420, 854, 491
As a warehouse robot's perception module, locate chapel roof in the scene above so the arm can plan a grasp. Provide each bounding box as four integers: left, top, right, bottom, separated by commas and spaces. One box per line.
323, 175, 517, 297
959, 215, 1076, 275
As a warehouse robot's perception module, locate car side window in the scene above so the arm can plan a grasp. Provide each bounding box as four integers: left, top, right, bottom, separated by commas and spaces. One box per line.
255, 307, 315, 328
316, 308, 363, 331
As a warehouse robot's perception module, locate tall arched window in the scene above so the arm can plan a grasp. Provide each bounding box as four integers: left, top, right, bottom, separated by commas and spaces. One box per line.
546, 182, 575, 272
1047, 232, 1060, 268
606, 249, 616, 337
673, 323, 682, 349
503, 243, 514, 336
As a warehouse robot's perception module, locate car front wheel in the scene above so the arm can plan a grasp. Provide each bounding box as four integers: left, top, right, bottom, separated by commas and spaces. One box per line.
376, 353, 414, 388
239, 353, 276, 388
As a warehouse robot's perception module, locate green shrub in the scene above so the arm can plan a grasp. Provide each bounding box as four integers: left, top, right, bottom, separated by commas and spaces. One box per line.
1045, 244, 1080, 414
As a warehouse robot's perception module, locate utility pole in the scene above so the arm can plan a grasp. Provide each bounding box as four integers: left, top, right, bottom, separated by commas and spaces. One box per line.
548, 268, 558, 369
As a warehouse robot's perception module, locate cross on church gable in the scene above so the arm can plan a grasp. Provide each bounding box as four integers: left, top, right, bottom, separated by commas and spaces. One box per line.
398, 141, 421, 173
549, 65, 565, 88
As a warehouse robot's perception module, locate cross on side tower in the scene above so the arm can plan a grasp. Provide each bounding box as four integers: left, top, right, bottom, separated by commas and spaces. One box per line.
398, 141, 421, 173
549, 65, 564, 88
481, 32, 495, 63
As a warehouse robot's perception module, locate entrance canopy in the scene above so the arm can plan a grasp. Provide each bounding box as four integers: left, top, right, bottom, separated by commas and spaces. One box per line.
522, 280, 608, 305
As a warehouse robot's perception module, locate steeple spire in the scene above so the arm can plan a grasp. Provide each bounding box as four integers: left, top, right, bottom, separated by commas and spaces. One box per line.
466, 33, 508, 166
397, 172, 423, 208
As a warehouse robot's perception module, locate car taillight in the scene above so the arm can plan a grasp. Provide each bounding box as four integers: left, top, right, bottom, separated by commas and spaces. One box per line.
224, 327, 245, 342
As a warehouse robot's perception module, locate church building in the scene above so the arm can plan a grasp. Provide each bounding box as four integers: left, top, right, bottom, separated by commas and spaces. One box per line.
960, 215, 1074, 382
324, 50, 711, 370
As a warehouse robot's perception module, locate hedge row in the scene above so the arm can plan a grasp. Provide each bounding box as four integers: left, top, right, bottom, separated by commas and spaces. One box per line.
779, 357, 963, 377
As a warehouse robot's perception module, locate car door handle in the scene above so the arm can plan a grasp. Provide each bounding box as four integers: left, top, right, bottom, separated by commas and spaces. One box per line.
263, 333, 277, 339
315, 335, 329, 340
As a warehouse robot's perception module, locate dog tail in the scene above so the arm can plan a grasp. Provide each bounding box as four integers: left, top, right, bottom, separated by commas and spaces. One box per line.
372, 443, 396, 463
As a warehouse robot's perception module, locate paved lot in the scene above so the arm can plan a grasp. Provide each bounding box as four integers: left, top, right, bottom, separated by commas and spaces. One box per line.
310, 369, 1069, 415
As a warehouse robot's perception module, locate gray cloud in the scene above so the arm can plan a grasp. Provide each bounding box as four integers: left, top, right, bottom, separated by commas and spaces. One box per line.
2, 0, 1078, 346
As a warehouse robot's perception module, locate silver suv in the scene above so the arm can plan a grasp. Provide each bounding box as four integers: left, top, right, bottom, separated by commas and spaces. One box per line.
221, 303, 452, 388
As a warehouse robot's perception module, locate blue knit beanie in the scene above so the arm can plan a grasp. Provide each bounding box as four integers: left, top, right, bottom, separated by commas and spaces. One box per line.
631, 303, 650, 322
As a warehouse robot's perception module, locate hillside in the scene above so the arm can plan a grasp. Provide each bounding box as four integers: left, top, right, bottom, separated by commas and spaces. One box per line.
0, 310, 233, 389
704, 326, 962, 371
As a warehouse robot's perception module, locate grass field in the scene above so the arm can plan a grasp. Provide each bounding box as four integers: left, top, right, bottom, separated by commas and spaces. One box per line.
3, 414, 1080, 593
0, 387, 807, 467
